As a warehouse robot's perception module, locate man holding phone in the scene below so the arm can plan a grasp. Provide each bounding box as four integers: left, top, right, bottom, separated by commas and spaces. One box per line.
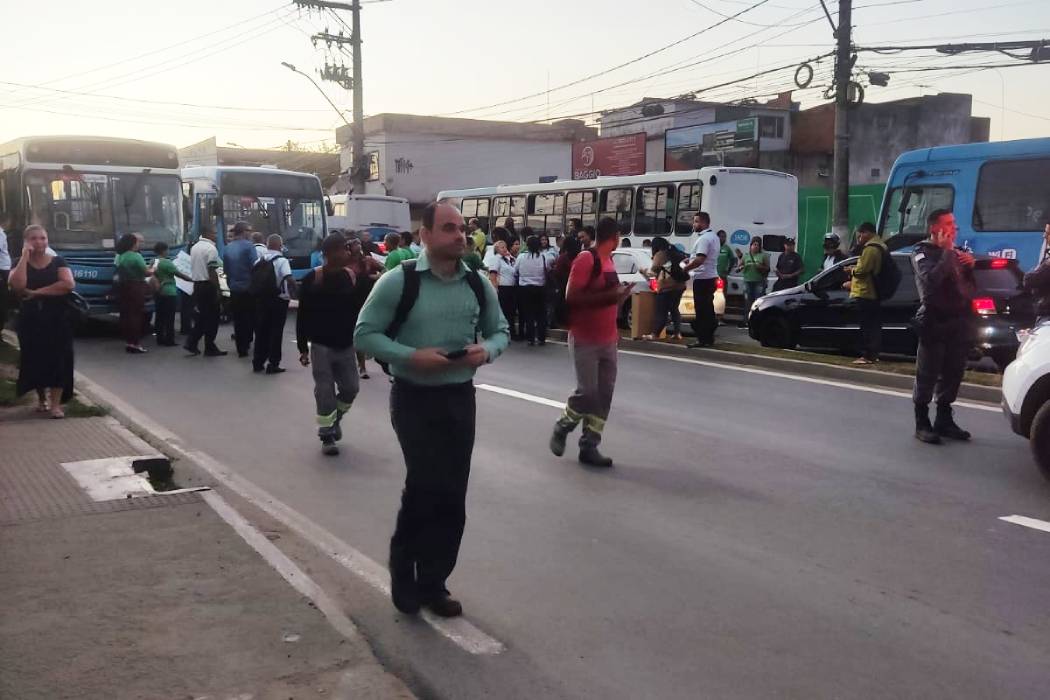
549, 216, 632, 468
355, 201, 509, 619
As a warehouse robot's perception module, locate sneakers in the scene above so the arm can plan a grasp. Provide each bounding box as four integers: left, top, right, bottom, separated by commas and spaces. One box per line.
914, 403, 942, 444
549, 425, 569, 457
321, 437, 339, 456
934, 404, 971, 441
579, 445, 613, 467
423, 593, 463, 618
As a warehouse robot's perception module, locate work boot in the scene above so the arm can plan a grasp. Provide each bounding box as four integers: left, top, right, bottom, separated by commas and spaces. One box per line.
549, 424, 570, 457
579, 445, 614, 467
934, 403, 971, 441
389, 548, 420, 615
914, 403, 942, 444
320, 436, 339, 456
423, 592, 463, 618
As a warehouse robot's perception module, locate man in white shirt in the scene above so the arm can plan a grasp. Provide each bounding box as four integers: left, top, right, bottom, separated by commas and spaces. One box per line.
683, 212, 721, 347
184, 227, 227, 356
253, 234, 296, 374
0, 211, 11, 334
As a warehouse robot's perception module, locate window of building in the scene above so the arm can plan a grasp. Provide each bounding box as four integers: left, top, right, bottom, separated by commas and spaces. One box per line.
974, 158, 1050, 232
599, 188, 633, 233
565, 190, 597, 230
461, 197, 491, 232
491, 195, 527, 231
527, 192, 565, 236
870, 168, 881, 179
674, 182, 702, 235
633, 185, 674, 236
759, 115, 784, 139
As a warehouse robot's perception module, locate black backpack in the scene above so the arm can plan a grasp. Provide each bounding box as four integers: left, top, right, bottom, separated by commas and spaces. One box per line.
871, 243, 901, 300
249, 254, 284, 298
377, 259, 487, 375
552, 251, 602, 328
665, 246, 689, 283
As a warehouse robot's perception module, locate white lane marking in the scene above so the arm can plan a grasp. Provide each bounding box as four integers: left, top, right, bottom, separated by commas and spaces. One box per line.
75, 370, 507, 656
999, 515, 1050, 533
201, 490, 362, 642
477, 383, 564, 409
546, 342, 1000, 413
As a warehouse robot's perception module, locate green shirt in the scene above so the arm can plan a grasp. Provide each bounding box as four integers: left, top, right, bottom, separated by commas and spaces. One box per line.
716, 244, 734, 278
463, 251, 487, 272
383, 247, 417, 271
472, 230, 487, 255
115, 251, 147, 282
355, 250, 510, 386
741, 252, 770, 283
153, 257, 178, 297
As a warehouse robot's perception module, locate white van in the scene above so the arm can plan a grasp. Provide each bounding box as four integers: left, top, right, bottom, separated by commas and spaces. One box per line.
328, 194, 411, 239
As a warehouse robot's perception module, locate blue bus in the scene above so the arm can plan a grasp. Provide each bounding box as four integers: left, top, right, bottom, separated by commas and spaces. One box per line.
0, 136, 185, 314
878, 138, 1050, 269
181, 165, 329, 279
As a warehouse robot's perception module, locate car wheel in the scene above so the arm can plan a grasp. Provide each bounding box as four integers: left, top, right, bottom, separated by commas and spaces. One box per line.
1029, 401, 1050, 483
760, 315, 796, 349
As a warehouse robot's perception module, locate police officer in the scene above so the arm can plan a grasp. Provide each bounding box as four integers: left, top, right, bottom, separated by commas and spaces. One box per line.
911, 209, 975, 444
1022, 223, 1050, 323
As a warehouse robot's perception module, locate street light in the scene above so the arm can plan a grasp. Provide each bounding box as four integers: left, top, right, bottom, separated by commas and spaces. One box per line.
280, 61, 351, 127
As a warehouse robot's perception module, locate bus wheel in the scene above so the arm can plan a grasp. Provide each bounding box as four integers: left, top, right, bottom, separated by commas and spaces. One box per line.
760, 315, 795, 349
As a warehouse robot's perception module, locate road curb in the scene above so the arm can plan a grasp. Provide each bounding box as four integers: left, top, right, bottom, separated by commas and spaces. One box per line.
545, 329, 1000, 404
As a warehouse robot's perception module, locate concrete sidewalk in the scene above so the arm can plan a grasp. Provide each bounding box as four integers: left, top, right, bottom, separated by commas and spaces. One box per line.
0, 404, 413, 699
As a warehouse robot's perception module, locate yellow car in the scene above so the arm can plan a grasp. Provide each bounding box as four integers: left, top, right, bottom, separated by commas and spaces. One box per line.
678, 278, 726, 327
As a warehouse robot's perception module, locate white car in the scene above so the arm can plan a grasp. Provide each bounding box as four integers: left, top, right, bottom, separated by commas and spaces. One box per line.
611, 248, 726, 330
1002, 319, 1050, 481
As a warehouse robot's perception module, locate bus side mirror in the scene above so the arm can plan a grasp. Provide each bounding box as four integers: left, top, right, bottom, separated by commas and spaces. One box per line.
325, 197, 335, 217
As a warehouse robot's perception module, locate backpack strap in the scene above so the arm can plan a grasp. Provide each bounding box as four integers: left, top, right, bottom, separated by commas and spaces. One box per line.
590, 250, 602, 278
463, 268, 488, 316
385, 259, 420, 340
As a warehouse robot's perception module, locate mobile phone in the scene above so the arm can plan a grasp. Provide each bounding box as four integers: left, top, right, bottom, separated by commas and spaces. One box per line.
445, 348, 468, 360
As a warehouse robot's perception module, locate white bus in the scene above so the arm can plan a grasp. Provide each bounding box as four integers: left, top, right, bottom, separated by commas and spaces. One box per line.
437, 167, 798, 300
327, 193, 411, 239
181, 165, 328, 279
0, 135, 184, 314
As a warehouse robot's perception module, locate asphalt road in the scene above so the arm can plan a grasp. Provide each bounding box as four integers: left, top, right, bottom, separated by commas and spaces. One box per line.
74, 317, 1050, 699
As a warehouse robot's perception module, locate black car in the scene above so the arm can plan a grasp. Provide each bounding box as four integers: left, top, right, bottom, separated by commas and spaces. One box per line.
747, 252, 1034, 370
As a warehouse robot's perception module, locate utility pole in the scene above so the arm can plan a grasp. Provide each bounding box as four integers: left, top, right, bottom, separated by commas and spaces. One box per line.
294, 0, 367, 193
831, 0, 853, 242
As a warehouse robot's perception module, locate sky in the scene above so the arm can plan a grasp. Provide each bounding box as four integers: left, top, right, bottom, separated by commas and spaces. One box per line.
1, 0, 1047, 150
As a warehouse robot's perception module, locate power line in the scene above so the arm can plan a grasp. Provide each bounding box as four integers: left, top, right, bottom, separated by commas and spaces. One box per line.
438, 0, 776, 117
686, 0, 821, 27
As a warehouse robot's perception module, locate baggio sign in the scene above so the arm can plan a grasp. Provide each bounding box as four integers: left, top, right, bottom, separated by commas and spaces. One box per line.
571, 133, 646, 180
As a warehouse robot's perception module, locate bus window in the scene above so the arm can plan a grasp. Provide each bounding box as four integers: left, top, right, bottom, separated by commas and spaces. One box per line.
634, 185, 674, 236
461, 197, 491, 232
675, 182, 702, 235
492, 195, 526, 231
600, 188, 633, 233
565, 190, 596, 230
880, 185, 954, 238
527, 192, 565, 237
974, 159, 1050, 232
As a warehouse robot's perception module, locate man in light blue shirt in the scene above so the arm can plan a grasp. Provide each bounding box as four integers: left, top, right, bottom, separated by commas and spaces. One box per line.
355, 201, 509, 619
222, 221, 259, 357
683, 212, 720, 347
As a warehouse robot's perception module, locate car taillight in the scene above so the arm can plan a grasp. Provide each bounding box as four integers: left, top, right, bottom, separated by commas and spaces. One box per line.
972, 297, 997, 315
648, 278, 659, 292
715, 277, 725, 290
989, 258, 1009, 269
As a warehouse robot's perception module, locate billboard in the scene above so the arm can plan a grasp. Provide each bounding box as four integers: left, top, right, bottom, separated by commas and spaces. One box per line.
572, 132, 646, 180
664, 118, 759, 171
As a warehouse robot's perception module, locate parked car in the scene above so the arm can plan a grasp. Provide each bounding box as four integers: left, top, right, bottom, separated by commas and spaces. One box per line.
680, 278, 727, 331
1002, 320, 1050, 482
610, 249, 726, 331
747, 252, 1034, 370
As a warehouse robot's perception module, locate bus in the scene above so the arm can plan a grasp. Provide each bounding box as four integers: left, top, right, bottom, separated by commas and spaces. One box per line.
438, 167, 798, 301
878, 137, 1050, 269
328, 193, 411, 241
0, 135, 185, 314
181, 165, 329, 279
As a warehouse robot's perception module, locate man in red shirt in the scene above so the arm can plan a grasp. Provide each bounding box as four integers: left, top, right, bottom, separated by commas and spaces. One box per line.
549, 217, 632, 467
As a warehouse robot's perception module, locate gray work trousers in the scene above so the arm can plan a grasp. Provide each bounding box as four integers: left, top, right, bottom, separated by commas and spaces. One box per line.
311, 343, 360, 437
912, 333, 969, 407
557, 337, 618, 447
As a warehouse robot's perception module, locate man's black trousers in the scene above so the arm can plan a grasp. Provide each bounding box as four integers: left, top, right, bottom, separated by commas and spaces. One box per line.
229, 290, 256, 356
186, 282, 220, 351
389, 379, 475, 600
857, 298, 882, 361
253, 297, 289, 370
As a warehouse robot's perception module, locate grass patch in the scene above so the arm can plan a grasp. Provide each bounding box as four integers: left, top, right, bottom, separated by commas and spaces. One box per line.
0, 377, 18, 406
66, 397, 108, 418
0, 342, 19, 367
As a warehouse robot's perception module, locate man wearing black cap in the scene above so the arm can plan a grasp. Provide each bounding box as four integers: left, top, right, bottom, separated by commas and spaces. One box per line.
222, 221, 259, 357
773, 237, 804, 291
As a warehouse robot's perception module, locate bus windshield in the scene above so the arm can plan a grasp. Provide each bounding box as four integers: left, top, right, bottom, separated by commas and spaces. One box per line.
25, 170, 184, 250
219, 171, 325, 258
879, 184, 954, 240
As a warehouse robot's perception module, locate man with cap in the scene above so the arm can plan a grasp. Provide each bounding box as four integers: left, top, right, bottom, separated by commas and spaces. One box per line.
843, 222, 886, 365
772, 237, 804, 292
222, 221, 259, 357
